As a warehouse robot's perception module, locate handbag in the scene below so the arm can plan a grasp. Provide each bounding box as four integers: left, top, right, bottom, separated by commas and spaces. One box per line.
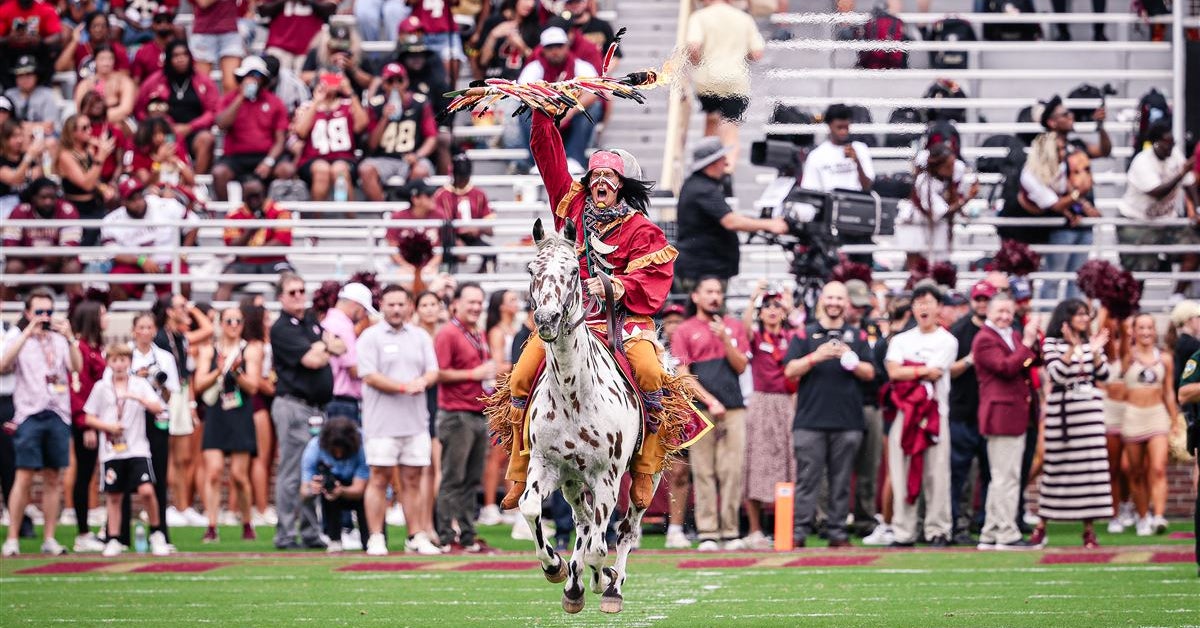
201, 341, 246, 407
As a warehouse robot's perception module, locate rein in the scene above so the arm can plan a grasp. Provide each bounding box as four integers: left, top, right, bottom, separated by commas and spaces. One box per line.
560, 271, 619, 354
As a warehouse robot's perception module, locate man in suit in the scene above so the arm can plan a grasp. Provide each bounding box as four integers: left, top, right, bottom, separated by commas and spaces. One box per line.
972, 294, 1040, 550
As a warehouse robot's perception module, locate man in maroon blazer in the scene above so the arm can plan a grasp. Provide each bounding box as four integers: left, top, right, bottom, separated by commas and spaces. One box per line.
972, 294, 1041, 550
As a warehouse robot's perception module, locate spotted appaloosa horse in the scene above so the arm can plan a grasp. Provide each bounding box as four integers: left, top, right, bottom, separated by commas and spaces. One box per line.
520, 218, 660, 614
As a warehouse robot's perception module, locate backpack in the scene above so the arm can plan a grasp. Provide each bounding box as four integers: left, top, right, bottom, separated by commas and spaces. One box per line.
927, 18, 976, 69
981, 0, 1042, 41
990, 141, 1051, 244
847, 105, 879, 147
857, 8, 908, 70
1135, 88, 1170, 151
884, 107, 925, 148
925, 119, 961, 158
976, 135, 1027, 174
1016, 106, 1039, 146
767, 103, 816, 147
874, 172, 914, 199
924, 79, 968, 123
1066, 83, 1103, 122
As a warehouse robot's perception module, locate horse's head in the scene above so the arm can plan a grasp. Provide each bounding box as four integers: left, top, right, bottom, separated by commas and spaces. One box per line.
529, 218, 581, 343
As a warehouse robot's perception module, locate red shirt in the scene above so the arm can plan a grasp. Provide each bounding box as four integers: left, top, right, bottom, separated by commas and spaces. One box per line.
193, 0, 240, 34
670, 315, 751, 368
134, 71, 219, 134
749, 327, 796, 394
128, 138, 190, 177
385, 207, 449, 249
300, 101, 356, 165
435, 318, 487, 413
0, 0, 62, 47
433, 185, 492, 222
218, 89, 289, 155
130, 39, 165, 82
72, 40, 131, 74
89, 121, 127, 181
223, 200, 292, 264
2, 201, 82, 249
265, 0, 327, 55
408, 0, 456, 34
70, 339, 107, 427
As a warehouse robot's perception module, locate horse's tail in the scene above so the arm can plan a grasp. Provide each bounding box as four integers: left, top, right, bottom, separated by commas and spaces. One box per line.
481, 372, 523, 456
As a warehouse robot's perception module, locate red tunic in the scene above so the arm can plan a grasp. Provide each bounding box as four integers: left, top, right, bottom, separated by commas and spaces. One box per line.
299, 102, 357, 166
529, 111, 675, 335
750, 327, 797, 394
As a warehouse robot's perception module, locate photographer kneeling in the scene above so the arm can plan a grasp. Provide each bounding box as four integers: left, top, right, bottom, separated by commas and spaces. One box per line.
300, 417, 370, 553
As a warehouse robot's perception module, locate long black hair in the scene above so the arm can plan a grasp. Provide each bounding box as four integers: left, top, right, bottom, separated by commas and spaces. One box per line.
163, 39, 193, 81
580, 171, 654, 214
485, 289, 512, 336
70, 300, 105, 348
1045, 298, 1090, 341
240, 300, 268, 343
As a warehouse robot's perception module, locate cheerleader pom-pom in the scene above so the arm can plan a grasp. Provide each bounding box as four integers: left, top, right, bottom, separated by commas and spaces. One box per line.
990, 239, 1041, 277
348, 271, 382, 309
831, 260, 872, 286
905, 257, 931, 290
1075, 259, 1113, 300
312, 280, 342, 319
931, 261, 957, 290
397, 230, 435, 268
1097, 268, 1142, 320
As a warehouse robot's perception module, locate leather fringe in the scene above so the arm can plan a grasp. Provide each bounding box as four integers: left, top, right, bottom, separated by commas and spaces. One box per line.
482, 372, 521, 456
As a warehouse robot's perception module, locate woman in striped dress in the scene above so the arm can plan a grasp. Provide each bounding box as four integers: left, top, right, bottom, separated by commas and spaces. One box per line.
1033, 299, 1113, 549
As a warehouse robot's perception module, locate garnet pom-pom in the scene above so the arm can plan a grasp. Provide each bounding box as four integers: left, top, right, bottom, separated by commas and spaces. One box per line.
1075, 259, 1111, 300
905, 257, 931, 289
831, 260, 872, 286
397, 230, 435, 268
931, 261, 957, 289
312, 280, 341, 319
1077, 259, 1141, 320
990, 239, 1041, 277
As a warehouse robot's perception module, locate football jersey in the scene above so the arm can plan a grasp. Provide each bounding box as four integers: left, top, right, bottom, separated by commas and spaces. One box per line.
101, 196, 196, 265
408, 0, 456, 34
369, 94, 436, 159
2, 201, 82, 249
299, 102, 357, 165
385, 207, 449, 250
433, 185, 492, 222
265, 0, 327, 56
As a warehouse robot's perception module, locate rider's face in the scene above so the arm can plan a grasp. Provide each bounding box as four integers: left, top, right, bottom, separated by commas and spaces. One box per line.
588, 168, 621, 209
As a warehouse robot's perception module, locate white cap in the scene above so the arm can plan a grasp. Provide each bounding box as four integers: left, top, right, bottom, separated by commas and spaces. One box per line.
338, 283, 378, 316
234, 56, 269, 79
540, 27, 569, 47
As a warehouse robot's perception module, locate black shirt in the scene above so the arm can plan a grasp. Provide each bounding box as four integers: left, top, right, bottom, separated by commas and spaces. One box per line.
675, 171, 739, 280
0, 154, 22, 197
576, 17, 621, 62
154, 328, 190, 380
948, 314, 984, 423
167, 78, 204, 124
785, 323, 872, 431
1173, 332, 1200, 391
269, 310, 334, 406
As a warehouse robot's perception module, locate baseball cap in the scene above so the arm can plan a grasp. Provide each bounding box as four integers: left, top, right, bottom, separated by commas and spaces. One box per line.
659, 304, 686, 318
1009, 276, 1032, 301
338, 283, 378, 316
14, 55, 37, 75
0, 96, 13, 113
845, 279, 871, 309
1170, 300, 1200, 327
118, 177, 146, 199
329, 24, 353, 51
382, 62, 408, 82
408, 179, 436, 198
153, 5, 175, 21
540, 26, 569, 47
234, 56, 269, 79
945, 291, 969, 307
970, 281, 998, 301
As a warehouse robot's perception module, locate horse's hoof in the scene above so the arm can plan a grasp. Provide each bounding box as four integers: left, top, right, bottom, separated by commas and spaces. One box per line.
544, 559, 567, 584
600, 594, 623, 614
562, 593, 585, 614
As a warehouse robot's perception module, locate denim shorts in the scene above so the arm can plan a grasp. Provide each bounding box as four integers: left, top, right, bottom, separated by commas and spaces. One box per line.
13, 410, 71, 470
425, 31, 466, 63
190, 31, 245, 63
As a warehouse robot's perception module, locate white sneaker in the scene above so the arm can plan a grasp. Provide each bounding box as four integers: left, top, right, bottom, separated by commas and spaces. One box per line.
365, 533, 388, 556
87, 507, 106, 528
149, 531, 170, 557
665, 529, 692, 549
261, 506, 278, 526
1118, 502, 1136, 528
743, 531, 775, 551
406, 532, 443, 555
1022, 509, 1041, 527
385, 504, 406, 527
73, 533, 106, 553
477, 505, 503, 526
500, 509, 520, 525
2, 539, 19, 557
183, 508, 208, 527
102, 539, 124, 557
326, 540, 344, 554
59, 509, 77, 526
862, 525, 895, 546
0, 508, 9, 527
696, 540, 720, 552
24, 505, 44, 525
250, 509, 269, 527
510, 520, 534, 541
723, 538, 747, 551
218, 510, 240, 526
341, 529, 363, 551
1135, 516, 1154, 537
166, 506, 188, 528
41, 538, 66, 556
1106, 518, 1125, 534
1153, 515, 1168, 535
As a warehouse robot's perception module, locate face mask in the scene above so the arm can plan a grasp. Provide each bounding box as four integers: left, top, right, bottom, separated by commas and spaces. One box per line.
242, 80, 259, 101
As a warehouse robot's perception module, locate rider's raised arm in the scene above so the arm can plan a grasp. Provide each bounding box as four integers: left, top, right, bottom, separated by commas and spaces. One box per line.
529, 110, 581, 229
615, 227, 677, 317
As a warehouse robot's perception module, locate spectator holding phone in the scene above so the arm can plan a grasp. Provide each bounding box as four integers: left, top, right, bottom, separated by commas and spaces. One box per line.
1, 288, 83, 557
294, 71, 368, 202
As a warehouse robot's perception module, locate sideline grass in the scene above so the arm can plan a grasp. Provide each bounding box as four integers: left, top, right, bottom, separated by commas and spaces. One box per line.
1, 522, 1196, 627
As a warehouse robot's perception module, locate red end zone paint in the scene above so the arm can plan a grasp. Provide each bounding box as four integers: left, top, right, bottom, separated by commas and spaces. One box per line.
784, 555, 879, 568
456, 561, 540, 571
678, 558, 759, 569
1166, 532, 1195, 540
15, 562, 108, 575
1040, 552, 1116, 565
131, 562, 225, 573
1149, 551, 1196, 564
337, 562, 432, 572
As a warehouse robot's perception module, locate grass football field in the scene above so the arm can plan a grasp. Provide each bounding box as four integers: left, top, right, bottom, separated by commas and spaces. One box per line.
1, 521, 1196, 627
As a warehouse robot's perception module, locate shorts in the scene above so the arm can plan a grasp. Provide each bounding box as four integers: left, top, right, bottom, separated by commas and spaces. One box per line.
12, 410, 71, 470
1117, 224, 1200, 272
359, 156, 435, 184
365, 433, 432, 468
1121, 404, 1172, 443
190, 31, 245, 64
216, 152, 269, 179
223, 259, 295, 277
425, 31, 466, 63
698, 92, 750, 122
298, 158, 358, 184
1102, 397, 1125, 435
110, 260, 188, 299
102, 457, 155, 494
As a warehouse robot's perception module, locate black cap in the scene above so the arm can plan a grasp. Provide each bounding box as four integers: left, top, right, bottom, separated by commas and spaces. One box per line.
408, 179, 436, 198
14, 55, 37, 75
1039, 95, 1062, 129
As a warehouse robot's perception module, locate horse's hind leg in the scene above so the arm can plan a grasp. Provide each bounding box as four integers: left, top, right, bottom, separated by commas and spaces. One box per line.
604, 471, 661, 614
519, 463, 565, 584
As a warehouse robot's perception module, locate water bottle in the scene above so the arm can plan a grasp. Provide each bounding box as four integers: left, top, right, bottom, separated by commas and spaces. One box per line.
134, 522, 148, 554
333, 174, 349, 204
387, 89, 403, 122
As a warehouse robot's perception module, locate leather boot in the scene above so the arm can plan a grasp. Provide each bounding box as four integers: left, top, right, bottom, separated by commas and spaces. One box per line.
500, 481, 526, 510
630, 472, 655, 510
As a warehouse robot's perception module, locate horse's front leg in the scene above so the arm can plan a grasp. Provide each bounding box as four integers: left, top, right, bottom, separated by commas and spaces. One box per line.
519, 461, 564, 584
605, 471, 661, 614
561, 483, 595, 614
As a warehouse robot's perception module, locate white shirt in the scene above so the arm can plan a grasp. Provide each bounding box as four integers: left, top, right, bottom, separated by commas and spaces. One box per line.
84, 377, 157, 463
885, 325, 958, 419
101, 195, 197, 266
105, 343, 181, 396
357, 322, 438, 439
0, 323, 18, 396
1019, 161, 1068, 210
800, 140, 875, 193
984, 321, 1016, 351
1118, 146, 1196, 221
517, 58, 597, 84
897, 157, 974, 226
685, 1, 764, 95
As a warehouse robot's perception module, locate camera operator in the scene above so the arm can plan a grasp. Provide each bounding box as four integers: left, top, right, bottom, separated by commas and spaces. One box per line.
800, 104, 877, 264
675, 138, 788, 293
300, 416, 369, 553
123, 312, 179, 546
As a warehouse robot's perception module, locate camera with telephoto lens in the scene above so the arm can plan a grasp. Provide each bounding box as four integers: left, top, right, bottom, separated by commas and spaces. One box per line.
145, 364, 169, 389
316, 461, 340, 493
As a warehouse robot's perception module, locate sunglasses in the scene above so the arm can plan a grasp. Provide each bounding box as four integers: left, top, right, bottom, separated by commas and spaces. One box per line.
972, 295, 991, 302
286, 288, 306, 297
33, 308, 53, 316
223, 318, 243, 325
